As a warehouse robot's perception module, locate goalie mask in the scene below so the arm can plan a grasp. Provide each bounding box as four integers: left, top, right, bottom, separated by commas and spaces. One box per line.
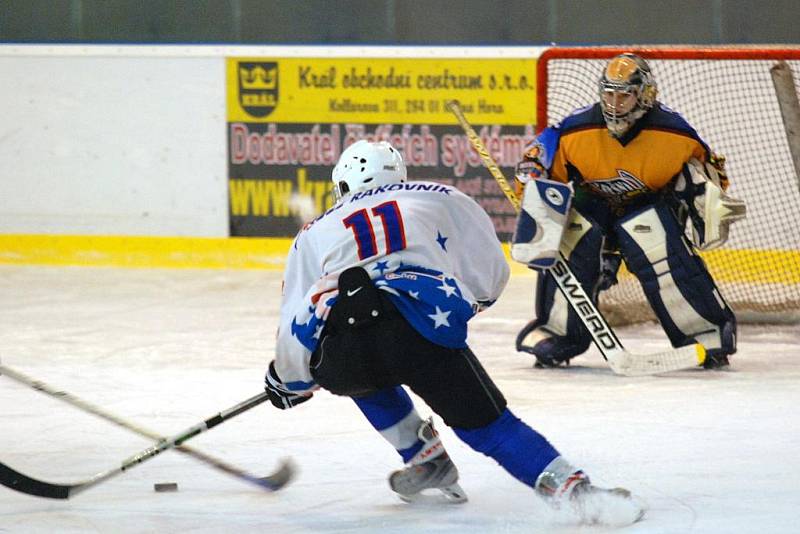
599, 53, 658, 137
331, 140, 407, 200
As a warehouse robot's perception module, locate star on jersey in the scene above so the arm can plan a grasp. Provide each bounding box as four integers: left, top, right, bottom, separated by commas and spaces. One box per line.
428, 306, 451, 328
373, 261, 390, 274
437, 279, 457, 298
436, 231, 448, 251
409, 290, 419, 300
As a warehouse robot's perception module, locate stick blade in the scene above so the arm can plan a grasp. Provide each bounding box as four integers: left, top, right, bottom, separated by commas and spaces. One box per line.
254, 458, 296, 491
0, 461, 73, 499
607, 344, 705, 376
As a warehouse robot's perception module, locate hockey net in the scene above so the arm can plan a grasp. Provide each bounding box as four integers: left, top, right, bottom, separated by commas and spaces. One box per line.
538, 47, 800, 324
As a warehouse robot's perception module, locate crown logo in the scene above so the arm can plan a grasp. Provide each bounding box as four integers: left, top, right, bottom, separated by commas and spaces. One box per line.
240, 65, 277, 90
237, 61, 279, 119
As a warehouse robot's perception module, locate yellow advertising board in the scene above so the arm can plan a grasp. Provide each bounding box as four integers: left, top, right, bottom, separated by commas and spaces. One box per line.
226, 57, 536, 125
226, 56, 538, 238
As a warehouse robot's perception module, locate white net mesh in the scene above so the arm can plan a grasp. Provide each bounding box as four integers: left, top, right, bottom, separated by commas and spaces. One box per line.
540, 47, 800, 324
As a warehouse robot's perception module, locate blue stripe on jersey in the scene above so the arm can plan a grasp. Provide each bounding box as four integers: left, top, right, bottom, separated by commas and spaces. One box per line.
559, 103, 604, 133
535, 125, 563, 169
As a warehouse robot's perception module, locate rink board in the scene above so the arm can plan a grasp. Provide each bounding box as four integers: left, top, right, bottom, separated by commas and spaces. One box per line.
1, 234, 798, 284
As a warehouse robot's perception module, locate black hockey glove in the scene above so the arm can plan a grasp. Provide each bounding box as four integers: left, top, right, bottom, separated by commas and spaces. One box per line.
265, 361, 313, 410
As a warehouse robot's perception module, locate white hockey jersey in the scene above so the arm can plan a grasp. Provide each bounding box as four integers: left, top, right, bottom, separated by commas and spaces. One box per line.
275, 181, 510, 393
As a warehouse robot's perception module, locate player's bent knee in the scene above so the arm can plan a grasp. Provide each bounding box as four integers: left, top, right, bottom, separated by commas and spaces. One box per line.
412, 348, 507, 430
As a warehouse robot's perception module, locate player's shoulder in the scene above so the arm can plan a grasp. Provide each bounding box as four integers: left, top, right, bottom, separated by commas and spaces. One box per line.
643, 102, 701, 137
399, 179, 459, 195
559, 103, 605, 134
293, 198, 348, 240
397, 180, 484, 212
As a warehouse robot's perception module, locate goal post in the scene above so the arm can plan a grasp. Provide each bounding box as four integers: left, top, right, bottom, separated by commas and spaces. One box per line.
770, 60, 800, 197
536, 46, 800, 324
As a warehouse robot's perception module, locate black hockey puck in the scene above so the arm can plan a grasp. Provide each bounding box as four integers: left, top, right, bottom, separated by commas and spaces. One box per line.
153, 482, 178, 492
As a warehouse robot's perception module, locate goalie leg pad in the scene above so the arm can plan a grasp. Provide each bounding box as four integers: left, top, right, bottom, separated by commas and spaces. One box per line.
517, 209, 605, 364
615, 203, 736, 354
511, 178, 574, 269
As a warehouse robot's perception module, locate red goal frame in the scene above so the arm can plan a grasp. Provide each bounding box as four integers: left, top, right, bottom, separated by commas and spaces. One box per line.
536, 47, 800, 133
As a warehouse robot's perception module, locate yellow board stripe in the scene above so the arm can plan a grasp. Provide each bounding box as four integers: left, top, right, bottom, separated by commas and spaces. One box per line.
701, 248, 800, 284
0, 235, 798, 284
615, 248, 800, 285
0, 234, 292, 270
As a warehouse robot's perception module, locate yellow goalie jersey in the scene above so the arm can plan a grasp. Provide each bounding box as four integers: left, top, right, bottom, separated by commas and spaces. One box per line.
529, 102, 712, 207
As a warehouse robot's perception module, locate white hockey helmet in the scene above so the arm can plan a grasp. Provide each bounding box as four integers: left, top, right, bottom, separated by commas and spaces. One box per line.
598, 53, 658, 137
331, 140, 407, 200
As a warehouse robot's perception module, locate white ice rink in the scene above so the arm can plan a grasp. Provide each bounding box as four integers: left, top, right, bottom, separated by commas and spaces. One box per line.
1, 265, 798, 533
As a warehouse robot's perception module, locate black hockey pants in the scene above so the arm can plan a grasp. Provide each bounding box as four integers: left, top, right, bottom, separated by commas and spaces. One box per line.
310, 267, 507, 429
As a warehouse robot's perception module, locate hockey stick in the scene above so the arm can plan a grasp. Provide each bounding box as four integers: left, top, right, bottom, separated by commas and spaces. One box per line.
445, 99, 705, 376
0, 388, 273, 499
0, 362, 293, 493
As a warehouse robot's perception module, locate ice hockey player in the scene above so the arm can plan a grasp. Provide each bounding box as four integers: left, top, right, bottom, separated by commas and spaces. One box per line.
511, 52, 746, 370
263, 139, 644, 525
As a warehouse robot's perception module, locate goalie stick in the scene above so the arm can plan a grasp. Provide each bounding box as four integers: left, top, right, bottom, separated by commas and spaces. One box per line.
445, 99, 705, 376
0, 388, 275, 499
0, 362, 293, 494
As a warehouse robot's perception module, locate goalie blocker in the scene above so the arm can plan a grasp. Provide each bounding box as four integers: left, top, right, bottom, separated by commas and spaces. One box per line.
511, 178, 574, 269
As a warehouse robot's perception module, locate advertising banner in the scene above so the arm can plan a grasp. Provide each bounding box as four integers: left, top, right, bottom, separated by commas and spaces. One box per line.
226, 57, 537, 240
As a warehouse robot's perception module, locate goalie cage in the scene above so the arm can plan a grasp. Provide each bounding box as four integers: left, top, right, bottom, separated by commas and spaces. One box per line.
538, 46, 800, 325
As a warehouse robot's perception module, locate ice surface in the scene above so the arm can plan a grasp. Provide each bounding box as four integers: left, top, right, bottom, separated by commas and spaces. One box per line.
1, 265, 798, 533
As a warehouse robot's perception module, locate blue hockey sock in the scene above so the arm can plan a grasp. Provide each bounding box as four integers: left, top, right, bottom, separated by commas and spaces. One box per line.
454, 409, 559, 488
353, 386, 424, 463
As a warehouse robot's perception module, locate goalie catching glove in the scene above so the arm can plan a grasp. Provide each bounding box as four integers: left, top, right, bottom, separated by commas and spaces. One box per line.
514, 141, 549, 184
672, 155, 746, 250
265, 360, 313, 410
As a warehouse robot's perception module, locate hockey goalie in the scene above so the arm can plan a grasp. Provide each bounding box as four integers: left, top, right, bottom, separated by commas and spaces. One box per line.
511, 53, 746, 370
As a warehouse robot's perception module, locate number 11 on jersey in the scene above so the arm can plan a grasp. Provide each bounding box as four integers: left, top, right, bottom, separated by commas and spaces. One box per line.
343, 201, 407, 260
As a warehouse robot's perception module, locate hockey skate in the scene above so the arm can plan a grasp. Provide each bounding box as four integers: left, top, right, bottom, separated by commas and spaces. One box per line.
388, 418, 468, 504
535, 456, 645, 526
516, 322, 581, 368
702, 349, 731, 369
